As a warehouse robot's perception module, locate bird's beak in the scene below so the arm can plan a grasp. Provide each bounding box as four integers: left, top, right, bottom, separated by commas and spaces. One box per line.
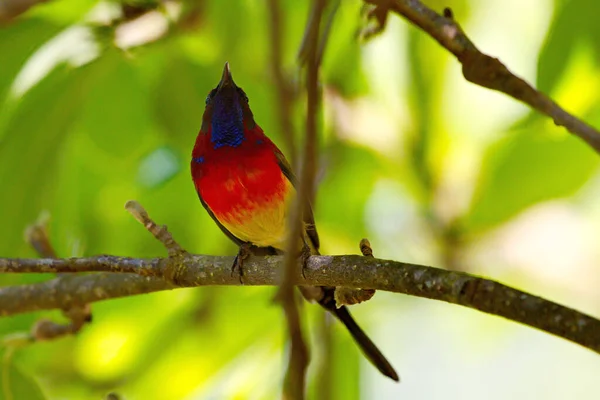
218, 62, 235, 89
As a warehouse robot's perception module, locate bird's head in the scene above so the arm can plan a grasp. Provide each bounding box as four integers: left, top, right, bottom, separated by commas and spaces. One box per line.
201, 62, 256, 149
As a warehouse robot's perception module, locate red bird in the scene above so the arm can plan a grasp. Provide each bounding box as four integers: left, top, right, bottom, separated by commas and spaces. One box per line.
191, 63, 398, 381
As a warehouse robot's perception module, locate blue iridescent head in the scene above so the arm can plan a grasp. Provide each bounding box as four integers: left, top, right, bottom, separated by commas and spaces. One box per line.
202, 63, 255, 149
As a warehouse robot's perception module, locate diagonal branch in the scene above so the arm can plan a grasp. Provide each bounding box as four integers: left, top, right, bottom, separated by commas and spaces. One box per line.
1, 253, 599, 356
362, 0, 600, 154
125, 200, 187, 258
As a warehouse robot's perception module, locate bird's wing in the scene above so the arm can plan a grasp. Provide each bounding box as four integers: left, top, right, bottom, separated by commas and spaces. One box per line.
274, 150, 320, 252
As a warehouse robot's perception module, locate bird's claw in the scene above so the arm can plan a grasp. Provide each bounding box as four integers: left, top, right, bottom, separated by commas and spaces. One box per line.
300, 242, 311, 280
232, 243, 252, 284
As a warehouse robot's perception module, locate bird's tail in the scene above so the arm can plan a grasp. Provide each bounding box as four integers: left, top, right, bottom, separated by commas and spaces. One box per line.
299, 232, 398, 381
318, 288, 400, 382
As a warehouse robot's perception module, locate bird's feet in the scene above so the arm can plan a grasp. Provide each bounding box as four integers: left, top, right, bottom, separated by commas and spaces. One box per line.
232, 243, 252, 284
300, 242, 311, 280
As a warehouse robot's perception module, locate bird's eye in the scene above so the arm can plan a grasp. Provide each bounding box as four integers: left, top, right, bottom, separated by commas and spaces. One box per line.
237, 88, 249, 103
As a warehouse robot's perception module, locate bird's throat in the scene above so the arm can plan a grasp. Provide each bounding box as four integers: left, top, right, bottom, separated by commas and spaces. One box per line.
211, 94, 245, 149
211, 117, 245, 149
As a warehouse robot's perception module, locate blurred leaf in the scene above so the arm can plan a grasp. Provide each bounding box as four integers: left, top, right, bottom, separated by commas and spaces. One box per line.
406, 29, 436, 200
317, 142, 382, 244
45, 49, 166, 258
405, 23, 454, 204
325, 39, 368, 98
324, 1, 368, 97
26, 0, 97, 25
79, 49, 154, 156
153, 50, 209, 144
0, 19, 62, 123
117, 287, 282, 398
537, 0, 591, 94
465, 126, 599, 232
0, 63, 93, 257
584, 1, 600, 66
137, 146, 180, 188
306, 313, 359, 400
330, 327, 360, 400
0, 357, 47, 400
206, 0, 246, 52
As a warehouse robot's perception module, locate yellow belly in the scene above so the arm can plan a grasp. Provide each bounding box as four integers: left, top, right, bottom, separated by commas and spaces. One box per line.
218, 176, 295, 251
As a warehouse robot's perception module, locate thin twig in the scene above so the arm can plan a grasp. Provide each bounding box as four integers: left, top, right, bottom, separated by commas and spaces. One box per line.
267, 0, 298, 166
24, 214, 57, 258
362, 0, 600, 154
125, 200, 187, 258
22, 215, 92, 341
30, 305, 91, 341
125, 200, 190, 285
278, 1, 328, 398
315, 0, 340, 67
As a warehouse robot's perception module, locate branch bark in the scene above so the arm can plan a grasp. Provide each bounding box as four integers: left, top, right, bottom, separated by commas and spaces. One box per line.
22, 215, 92, 341
0, 0, 48, 24
363, 0, 600, 154
1, 254, 599, 355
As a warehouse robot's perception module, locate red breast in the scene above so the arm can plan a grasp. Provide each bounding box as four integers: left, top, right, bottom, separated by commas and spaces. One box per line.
191, 125, 294, 248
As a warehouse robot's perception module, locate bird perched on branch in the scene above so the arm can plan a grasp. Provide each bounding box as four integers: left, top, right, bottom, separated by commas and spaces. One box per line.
190, 62, 398, 381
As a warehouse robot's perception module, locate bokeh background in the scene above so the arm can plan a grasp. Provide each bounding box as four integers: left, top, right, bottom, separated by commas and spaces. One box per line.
1, 0, 600, 398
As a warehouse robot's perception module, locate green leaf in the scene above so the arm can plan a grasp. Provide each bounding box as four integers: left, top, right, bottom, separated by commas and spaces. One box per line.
323, 1, 368, 97
465, 126, 599, 232
584, 0, 600, 66
0, 19, 62, 124
316, 142, 382, 245
0, 356, 47, 400
153, 50, 210, 145
537, 0, 592, 94
79, 49, 155, 157
0, 64, 93, 257
25, 0, 97, 25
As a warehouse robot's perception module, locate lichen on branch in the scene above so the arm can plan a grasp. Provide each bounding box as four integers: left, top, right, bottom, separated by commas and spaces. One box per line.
1, 252, 599, 356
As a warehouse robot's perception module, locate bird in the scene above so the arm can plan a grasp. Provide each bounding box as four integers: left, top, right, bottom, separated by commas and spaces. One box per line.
190, 62, 399, 382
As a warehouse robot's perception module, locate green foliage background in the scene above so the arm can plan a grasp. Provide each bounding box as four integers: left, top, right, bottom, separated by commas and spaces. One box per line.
1, 0, 600, 398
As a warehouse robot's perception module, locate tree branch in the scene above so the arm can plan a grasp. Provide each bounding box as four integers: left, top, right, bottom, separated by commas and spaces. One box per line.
0, 0, 48, 24
1, 254, 599, 355
334, 239, 376, 306
362, 0, 600, 154
20, 215, 92, 341
125, 200, 187, 258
